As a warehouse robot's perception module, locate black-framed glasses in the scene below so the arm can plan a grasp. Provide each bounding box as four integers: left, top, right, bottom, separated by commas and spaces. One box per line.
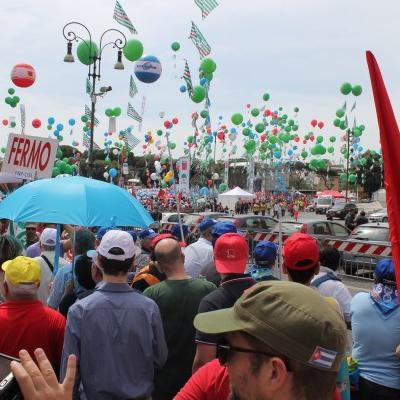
216, 343, 292, 371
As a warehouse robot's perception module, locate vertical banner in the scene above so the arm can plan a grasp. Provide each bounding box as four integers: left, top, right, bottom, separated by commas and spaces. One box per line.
178, 157, 190, 193
224, 160, 229, 185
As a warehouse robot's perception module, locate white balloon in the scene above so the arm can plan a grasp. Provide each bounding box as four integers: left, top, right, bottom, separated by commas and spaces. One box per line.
150, 172, 158, 180
155, 161, 162, 173
112, 149, 119, 155
103, 172, 109, 179
212, 173, 219, 180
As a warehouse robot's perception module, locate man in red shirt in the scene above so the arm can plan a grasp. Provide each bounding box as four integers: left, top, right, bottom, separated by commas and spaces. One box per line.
0, 256, 65, 372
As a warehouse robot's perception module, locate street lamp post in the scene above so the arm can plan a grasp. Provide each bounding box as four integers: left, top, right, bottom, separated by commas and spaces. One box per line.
62, 22, 127, 178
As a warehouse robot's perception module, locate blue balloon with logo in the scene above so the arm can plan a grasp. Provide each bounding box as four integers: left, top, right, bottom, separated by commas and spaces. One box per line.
134, 55, 162, 83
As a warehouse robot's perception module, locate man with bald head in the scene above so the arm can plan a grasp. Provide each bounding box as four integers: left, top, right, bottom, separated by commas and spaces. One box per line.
144, 236, 215, 400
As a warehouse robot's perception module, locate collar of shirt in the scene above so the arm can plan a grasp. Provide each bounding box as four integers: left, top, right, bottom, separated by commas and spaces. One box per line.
220, 274, 253, 285
96, 281, 134, 292
319, 266, 335, 274
197, 237, 212, 246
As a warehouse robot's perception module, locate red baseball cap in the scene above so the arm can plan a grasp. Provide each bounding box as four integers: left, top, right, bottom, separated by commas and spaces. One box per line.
152, 233, 186, 249
214, 233, 248, 274
283, 233, 319, 270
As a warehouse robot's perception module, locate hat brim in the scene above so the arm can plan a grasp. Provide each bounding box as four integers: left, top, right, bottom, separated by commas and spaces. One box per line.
194, 307, 244, 335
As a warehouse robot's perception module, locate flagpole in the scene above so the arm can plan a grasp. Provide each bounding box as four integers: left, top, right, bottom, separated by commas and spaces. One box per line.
165, 130, 184, 241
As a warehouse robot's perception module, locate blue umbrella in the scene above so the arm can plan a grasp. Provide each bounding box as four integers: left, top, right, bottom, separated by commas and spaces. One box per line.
0, 176, 153, 228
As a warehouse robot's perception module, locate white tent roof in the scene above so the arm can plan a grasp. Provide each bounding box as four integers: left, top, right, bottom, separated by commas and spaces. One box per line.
219, 186, 256, 199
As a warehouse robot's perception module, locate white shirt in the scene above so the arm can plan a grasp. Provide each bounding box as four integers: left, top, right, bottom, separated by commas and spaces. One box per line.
184, 237, 213, 278
34, 251, 68, 305
311, 266, 352, 321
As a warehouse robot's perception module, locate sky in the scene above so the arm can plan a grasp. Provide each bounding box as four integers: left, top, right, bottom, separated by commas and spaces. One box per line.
0, 0, 399, 162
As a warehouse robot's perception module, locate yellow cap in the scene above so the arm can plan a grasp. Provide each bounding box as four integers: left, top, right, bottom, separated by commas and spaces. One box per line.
1, 256, 41, 286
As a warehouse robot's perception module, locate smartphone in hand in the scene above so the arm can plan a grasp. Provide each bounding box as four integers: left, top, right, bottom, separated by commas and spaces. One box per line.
0, 353, 21, 400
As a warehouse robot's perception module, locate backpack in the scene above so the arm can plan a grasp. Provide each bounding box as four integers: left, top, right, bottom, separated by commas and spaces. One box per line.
311, 271, 342, 288
132, 265, 161, 288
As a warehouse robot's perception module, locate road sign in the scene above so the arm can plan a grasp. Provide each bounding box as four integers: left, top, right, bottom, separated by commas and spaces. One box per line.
2, 133, 58, 180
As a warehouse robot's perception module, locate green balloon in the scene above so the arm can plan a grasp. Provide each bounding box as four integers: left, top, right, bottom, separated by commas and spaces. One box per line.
292, 125, 298, 131
156, 129, 163, 136
8, 88, 15, 95
64, 165, 73, 174
329, 136, 336, 143
123, 39, 144, 62
171, 42, 180, 51
339, 120, 347, 130
359, 124, 366, 131
284, 126, 291, 133
348, 174, 357, 184
105, 156, 111, 164
47, 125, 52, 130
218, 183, 227, 192
333, 118, 340, 127
255, 123, 264, 133
269, 136, 278, 144
77, 40, 99, 65
352, 85, 362, 96
169, 143, 176, 150
56, 149, 63, 159
200, 58, 216, 74
327, 146, 334, 154
340, 82, 352, 95
52, 167, 61, 177
191, 86, 206, 103
309, 159, 319, 169
336, 109, 345, 118
301, 150, 308, 158
242, 128, 251, 136
13, 96, 20, 103
203, 72, 213, 82
340, 173, 347, 182
4, 97, 11, 105
81, 115, 88, 123
113, 107, 122, 117
231, 113, 244, 125
10, 121, 16, 128
353, 128, 362, 137
251, 108, 260, 117
294, 107, 299, 112
316, 135, 323, 143
317, 159, 326, 169
200, 110, 209, 119
83, 126, 89, 132
105, 108, 113, 117
262, 93, 270, 101
187, 135, 194, 143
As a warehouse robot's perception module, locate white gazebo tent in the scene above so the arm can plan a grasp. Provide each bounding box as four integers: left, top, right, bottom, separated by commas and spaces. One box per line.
218, 186, 256, 211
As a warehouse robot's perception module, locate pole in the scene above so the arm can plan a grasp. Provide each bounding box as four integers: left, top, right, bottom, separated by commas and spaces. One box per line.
88, 59, 97, 179
166, 131, 184, 241
345, 128, 350, 202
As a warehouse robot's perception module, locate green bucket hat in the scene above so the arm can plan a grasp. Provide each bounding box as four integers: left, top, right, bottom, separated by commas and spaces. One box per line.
194, 281, 347, 371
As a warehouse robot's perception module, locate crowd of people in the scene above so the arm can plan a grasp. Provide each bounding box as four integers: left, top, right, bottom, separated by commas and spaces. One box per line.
0, 214, 398, 400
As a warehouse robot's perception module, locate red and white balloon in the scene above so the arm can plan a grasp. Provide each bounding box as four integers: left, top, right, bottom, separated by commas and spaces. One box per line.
10, 64, 36, 88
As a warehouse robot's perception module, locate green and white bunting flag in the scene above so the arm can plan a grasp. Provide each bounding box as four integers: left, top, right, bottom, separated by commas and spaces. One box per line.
127, 102, 142, 123
84, 105, 99, 126
82, 133, 101, 150
183, 60, 193, 96
189, 21, 211, 58
113, 1, 137, 34
121, 129, 140, 152
86, 78, 92, 94
194, 0, 219, 19
129, 75, 138, 98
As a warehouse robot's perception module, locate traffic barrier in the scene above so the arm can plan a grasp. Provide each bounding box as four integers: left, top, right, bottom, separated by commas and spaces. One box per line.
324, 239, 392, 257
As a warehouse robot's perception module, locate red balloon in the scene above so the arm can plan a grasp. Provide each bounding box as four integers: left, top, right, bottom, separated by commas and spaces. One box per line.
260, 134, 266, 142
172, 118, 178, 125
207, 179, 213, 186
317, 121, 324, 129
303, 140, 307, 144
108, 132, 113, 136
157, 145, 162, 150
246, 104, 251, 108
264, 109, 271, 116
310, 135, 315, 142
164, 120, 171, 129
142, 144, 147, 149
310, 119, 318, 128
2, 119, 8, 126
32, 118, 41, 128
217, 132, 225, 141
294, 136, 300, 142
11, 63, 36, 88
272, 128, 278, 135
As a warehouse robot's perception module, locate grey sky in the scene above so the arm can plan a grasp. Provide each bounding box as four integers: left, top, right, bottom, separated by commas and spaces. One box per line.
0, 0, 398, 160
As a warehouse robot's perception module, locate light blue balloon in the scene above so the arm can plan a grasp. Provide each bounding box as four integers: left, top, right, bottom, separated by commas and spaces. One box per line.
179, 85, 187, 93
288, 150, 293, 156
274, 151, 282, 159
53, 130, 59, 137
230, 128, 236, 134
200, 78, 207, 86
127, 127, 132, 133
68, 118, 76, 126
104, 132, 108, 137
56, 123, 64, 131
48, 117, 55, 125
109, 168, 117, 178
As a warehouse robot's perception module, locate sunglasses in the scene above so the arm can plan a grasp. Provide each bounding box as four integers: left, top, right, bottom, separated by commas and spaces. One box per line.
216, 342, 292, 371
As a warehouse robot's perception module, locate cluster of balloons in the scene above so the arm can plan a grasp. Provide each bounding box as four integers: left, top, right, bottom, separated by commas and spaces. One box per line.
105, 107, 122, 118
52, 150, 78, 177
2, 118, 16, 129
4, 88, 20, 108
163, 170, 174, 185
340, 82, 362, 96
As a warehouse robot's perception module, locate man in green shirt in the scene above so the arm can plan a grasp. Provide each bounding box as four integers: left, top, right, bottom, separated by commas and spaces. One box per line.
144, 236, 215, 400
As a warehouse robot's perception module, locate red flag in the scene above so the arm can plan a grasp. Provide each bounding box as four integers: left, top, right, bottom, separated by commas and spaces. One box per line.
366, 50, 400, 293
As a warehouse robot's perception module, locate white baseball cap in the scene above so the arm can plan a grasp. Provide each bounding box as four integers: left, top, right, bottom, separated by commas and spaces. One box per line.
40, 228, 57, 246
96, 230, 135, 261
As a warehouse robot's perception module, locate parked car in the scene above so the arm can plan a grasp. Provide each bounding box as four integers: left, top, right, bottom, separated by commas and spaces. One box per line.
216, 214, 278, 233
342, 222, 390, 277
368, 208, 387, 222
326, 203, 358, 220
272, 220, 350, 242
185, 212, 227, 226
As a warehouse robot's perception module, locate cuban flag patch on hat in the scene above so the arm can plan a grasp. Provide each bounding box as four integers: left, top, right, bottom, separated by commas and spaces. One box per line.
308, 346, 337, 369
